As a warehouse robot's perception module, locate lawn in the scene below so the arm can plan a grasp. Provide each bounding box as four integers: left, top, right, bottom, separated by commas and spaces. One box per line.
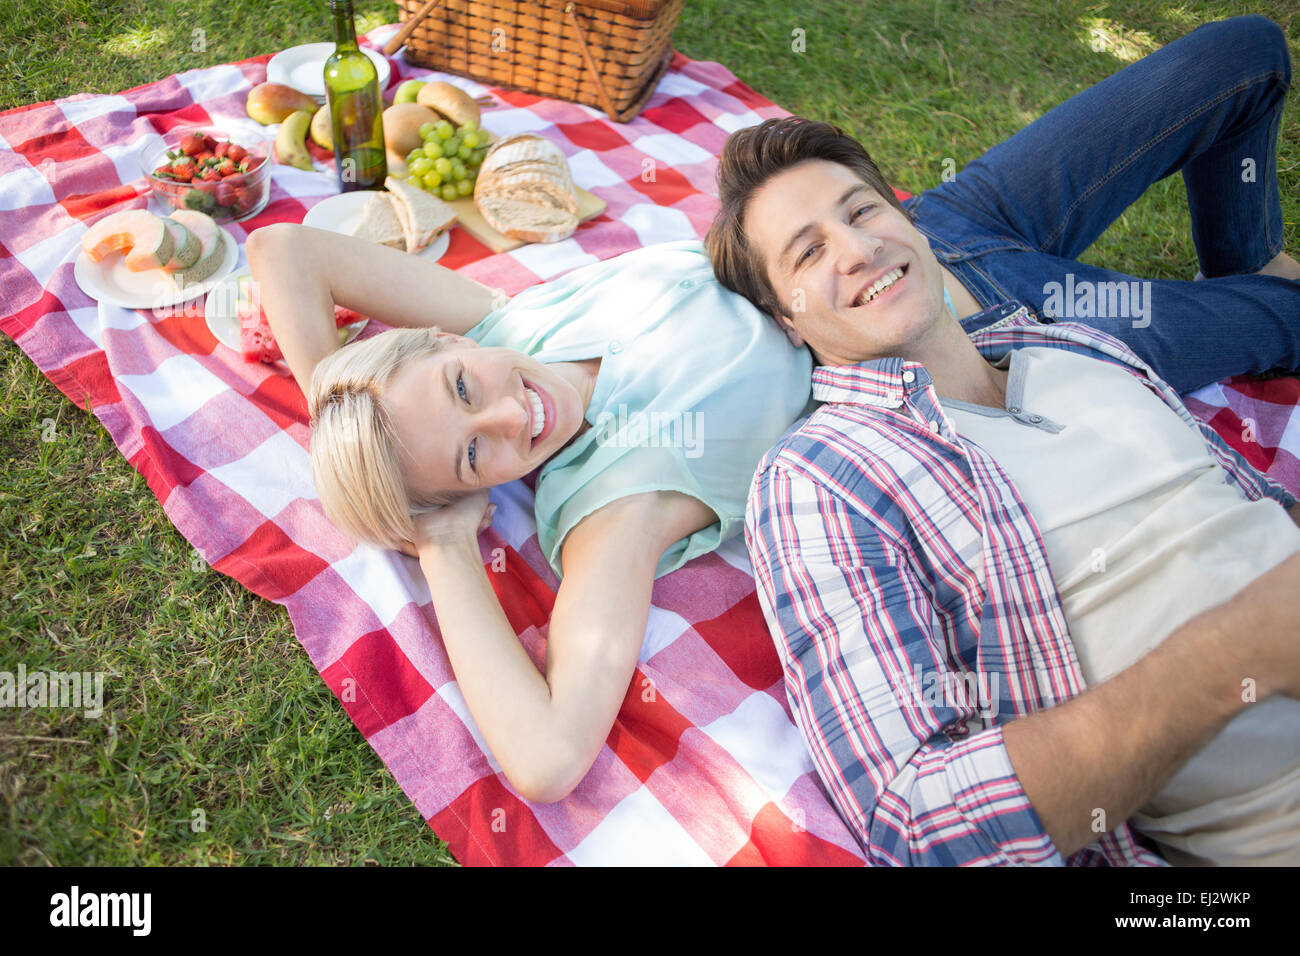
1, 0, 1296, 866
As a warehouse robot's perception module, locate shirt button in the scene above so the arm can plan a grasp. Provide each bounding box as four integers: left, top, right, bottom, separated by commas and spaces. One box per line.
1009, 406, 1021, 414
679, 279, 694, 289
902, 370, 916, 384
929, 420, 940, 432
1030, 414, 1043, 423
608, 340, 623, 354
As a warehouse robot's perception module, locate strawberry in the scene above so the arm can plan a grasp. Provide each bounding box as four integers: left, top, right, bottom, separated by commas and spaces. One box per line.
217, 160, 237, 177
214, 182, 236, 208
242, 156, 264, 172
180, 133, 206, 157
202, 134, 217, 153
171, 164, 194, 182
201, 167, 221, 182
195, 150, 215, 165
153, 164, 173, 178
226, 144, 247, 164
215, 141, 229, 159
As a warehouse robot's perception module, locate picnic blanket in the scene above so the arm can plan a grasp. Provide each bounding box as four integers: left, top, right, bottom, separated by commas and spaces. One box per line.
2, 22, 1298, 866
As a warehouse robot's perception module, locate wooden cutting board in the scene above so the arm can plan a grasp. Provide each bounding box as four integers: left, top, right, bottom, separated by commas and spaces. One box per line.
446, 186, 606, 253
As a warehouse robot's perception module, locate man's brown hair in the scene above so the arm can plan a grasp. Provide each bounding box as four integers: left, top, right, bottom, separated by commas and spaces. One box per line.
706, 116, 910, 323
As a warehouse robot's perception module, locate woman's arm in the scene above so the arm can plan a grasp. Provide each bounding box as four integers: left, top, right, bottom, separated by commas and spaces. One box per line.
245, 223, 501, 395
415, 489, 715, 802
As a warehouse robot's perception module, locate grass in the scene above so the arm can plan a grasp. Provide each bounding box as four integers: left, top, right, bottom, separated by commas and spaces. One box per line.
1, 0, 1297, 866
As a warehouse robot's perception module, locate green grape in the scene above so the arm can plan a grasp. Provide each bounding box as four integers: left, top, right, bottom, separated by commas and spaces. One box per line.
457, 144, 472, 161
456, 177, 472, 197
440, 183, 458, 202
422, 141, 443, 159
405, 175, 422, 188
409, 157, 434, 176
451, 160, 466, 178
460, 119, 478, 134
420, 122, 438, 139
471, 147, 488, 166
406, 148, 423, 166
443, 137, 461, 155
422, 170, 443, 190
461, 131, 479, 149
433, 157, 452, 176
436, 120, 454, 140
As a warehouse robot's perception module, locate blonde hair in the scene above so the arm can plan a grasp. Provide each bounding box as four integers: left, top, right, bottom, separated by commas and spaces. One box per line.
308, 326, 463, 550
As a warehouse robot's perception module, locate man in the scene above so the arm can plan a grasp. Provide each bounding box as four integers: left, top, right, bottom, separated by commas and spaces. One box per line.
707, 15, 1300, 865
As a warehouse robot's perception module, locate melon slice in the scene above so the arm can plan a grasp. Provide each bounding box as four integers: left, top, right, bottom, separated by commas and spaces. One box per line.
81, 210, 174, 271
159, 219, 201, 272
165, 210, 226, 289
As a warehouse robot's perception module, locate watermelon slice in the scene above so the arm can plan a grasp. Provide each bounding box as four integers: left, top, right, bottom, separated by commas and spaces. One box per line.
234, 274, 367, 364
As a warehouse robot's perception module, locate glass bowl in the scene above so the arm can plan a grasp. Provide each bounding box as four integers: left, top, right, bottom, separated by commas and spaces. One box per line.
141, 124, 271, 223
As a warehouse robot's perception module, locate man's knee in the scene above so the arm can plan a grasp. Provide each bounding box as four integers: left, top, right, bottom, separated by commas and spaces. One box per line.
1200, 16, 1291, 87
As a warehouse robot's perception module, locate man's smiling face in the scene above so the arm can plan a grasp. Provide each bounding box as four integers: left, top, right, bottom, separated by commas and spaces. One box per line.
743, 159, 950, 367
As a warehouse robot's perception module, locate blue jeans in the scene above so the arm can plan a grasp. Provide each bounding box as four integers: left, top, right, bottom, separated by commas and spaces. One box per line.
906, 15, 1298, 393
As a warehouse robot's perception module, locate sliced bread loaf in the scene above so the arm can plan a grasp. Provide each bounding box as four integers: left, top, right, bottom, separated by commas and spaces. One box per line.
477, 196, 578, 244
474, 133, 579, 244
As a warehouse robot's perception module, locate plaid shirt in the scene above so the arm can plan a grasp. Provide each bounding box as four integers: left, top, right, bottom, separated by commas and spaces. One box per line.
745, 301, 1298, 866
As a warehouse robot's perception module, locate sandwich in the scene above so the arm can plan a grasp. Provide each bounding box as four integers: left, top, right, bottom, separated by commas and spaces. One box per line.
348, 180, 458, 254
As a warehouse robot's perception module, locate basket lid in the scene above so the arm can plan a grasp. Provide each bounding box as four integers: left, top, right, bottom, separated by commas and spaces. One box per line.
555, 0, 675, 20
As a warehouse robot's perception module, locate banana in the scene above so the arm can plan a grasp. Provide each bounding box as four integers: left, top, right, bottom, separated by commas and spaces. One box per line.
274, 109, 316, 171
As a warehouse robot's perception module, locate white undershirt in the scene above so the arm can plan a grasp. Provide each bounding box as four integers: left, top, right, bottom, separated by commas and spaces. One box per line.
944, 346, 1300, 866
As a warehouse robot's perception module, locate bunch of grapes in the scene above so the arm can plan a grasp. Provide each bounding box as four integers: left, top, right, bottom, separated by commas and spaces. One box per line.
404, 119, 489, 201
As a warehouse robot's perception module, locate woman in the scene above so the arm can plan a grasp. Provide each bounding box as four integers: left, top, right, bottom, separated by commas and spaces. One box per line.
245, 224, 812, 803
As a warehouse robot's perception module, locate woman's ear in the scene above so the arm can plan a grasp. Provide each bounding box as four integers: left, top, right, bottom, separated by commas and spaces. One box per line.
434, 331, 477, 348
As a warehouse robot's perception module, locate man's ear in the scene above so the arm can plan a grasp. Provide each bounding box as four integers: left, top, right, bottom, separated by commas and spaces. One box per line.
776, 313, 805, 348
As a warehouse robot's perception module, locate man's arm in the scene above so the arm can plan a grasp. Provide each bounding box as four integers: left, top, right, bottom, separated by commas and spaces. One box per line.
245, 223, 500, 395
746, 465, 1060, 865
1003, 551, 1300, 857
748, 459, 1300, 864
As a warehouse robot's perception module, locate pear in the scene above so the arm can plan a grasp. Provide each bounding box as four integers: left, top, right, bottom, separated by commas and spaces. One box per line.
246, 82, 319, 125
310, 103, 333, 151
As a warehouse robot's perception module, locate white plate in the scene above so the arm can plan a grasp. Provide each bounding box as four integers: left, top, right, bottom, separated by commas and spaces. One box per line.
302, 192, 451, 262
203, 267, 368, 359
267, 43, 391, 101
73, 228, 238, 310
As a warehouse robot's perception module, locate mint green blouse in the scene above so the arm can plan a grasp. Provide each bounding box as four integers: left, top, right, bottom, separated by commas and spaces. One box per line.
465, 239, 814, 579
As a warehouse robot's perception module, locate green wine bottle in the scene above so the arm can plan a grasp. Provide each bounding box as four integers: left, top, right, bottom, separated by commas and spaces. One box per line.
323, 0, 386, 192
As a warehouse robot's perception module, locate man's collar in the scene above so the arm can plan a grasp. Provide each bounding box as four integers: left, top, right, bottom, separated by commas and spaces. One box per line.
811, 300, 1037, 406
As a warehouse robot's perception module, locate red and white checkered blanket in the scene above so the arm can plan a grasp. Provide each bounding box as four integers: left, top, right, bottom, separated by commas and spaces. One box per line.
2, 23, 1297, 866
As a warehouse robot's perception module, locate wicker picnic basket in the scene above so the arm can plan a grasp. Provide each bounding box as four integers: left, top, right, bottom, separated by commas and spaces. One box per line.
394, 0, 684, 122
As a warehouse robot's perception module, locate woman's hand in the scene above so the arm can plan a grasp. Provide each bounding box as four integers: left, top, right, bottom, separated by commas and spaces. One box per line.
396, 490, 496, 559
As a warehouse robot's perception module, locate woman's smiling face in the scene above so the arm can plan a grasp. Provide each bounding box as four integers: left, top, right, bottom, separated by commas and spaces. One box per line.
382, 337, 590, 500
